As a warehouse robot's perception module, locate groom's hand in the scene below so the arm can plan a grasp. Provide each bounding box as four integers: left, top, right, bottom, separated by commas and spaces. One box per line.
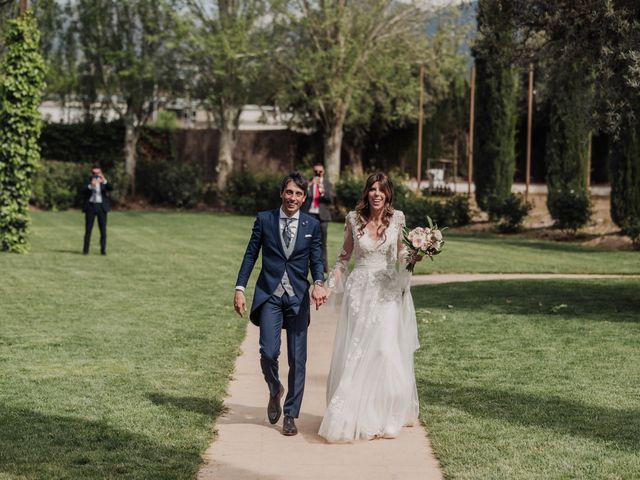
311, 285, 327, 310
234, 290, 246, 317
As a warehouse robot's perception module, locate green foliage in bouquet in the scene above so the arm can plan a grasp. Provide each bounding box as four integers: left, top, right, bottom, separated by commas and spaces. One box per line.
0, 10, 46, 252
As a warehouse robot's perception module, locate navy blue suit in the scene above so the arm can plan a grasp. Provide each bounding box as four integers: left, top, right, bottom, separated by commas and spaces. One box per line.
236, 208, 324, 418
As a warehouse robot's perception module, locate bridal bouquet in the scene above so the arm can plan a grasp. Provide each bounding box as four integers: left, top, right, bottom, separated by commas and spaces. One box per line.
402, 216, 445, 273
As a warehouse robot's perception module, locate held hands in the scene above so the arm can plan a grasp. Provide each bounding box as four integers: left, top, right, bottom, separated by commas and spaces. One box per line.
311, 284, 328, 310
234, 290, 247, 317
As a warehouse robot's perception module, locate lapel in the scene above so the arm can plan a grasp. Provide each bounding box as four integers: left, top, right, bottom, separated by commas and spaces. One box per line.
293, 213, 308, 254
271, 209, 286, 259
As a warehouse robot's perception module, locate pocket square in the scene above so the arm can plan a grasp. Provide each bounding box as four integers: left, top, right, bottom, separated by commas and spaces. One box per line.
305, 234, 312, 238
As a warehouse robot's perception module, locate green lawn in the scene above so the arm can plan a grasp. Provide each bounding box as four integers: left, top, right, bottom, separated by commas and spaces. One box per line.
0, 211, 250, 479
0, 211, 638, 479
413, 280, 640, 479
328, 226, 640, 275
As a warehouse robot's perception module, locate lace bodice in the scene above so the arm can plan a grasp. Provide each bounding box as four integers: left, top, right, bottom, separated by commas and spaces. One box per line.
327, 210, 408, 291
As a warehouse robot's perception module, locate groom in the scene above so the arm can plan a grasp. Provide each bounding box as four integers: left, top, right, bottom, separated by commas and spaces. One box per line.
234, 172, 326, 436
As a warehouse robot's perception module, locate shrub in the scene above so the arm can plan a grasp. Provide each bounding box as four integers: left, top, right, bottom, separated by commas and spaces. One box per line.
547, 189, 591, 233
31, 161, 88, 210
0, 11, 46, 252
225, 170, 282, 214
335, 174, 366, 217
40, 120, 125, 168
488, 193, 532, 233
621, 224, 640, 250
31, 160, 128, 211
136, 159, 203, 208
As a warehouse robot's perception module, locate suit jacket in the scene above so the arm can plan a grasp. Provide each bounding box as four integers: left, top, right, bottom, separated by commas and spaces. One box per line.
304, 177, 333, 222
235, 209, 324, 326
82, 177, 113, 213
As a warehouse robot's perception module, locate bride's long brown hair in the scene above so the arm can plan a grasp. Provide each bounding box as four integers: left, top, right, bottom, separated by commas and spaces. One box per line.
355, 172, 395, 240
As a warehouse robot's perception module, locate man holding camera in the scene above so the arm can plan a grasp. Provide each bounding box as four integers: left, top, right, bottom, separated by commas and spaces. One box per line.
82, 167, 112, 255
303, 162, 333, 273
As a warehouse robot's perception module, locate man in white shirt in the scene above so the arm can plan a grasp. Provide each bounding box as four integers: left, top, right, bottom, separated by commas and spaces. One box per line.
82, 167, 113, 255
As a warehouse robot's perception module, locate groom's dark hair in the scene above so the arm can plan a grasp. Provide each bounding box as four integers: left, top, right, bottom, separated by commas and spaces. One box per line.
281, 172, 308, 193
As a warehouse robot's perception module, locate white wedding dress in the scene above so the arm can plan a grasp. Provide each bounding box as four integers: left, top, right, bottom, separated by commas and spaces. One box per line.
319, 210, 420, 443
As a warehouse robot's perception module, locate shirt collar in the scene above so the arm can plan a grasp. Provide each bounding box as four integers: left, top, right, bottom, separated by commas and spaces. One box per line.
279, 208, 300, 221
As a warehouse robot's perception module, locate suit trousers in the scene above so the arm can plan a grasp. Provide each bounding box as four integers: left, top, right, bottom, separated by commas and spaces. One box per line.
84, 203, 107, 254
309, 213, 329, 273
258, 293, 309, 418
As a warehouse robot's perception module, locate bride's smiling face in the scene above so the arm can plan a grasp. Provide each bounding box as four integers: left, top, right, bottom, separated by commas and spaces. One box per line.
368, 182, 386, 211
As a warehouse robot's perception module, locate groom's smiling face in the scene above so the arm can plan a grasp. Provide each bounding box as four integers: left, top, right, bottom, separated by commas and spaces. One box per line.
280, 181, 306, 217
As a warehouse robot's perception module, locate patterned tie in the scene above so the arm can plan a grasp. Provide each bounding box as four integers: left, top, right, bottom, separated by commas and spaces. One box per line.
283, 218, 294, 248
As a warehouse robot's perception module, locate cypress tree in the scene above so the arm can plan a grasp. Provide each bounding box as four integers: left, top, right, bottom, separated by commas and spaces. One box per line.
545, 61, 593, 232
610, 108, 640, 247
472, 0, 518, 211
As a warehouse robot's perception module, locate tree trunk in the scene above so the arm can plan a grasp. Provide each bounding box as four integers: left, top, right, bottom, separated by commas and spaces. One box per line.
324, 107, 348, 184
123, 117, 139, 197
216, 105, 237, 190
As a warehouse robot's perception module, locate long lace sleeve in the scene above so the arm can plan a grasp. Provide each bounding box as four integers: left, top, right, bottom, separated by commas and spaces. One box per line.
326, 212, 355, 294
396, 211, 412, 292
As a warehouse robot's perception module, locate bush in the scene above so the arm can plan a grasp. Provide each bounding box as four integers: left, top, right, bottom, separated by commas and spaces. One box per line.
395, 190, 471, 229
547, 189, 592, 233
31, 160, 128, 211
621, 224, 640, 250
136, 159, 203, 208
40, 120, 125, 168
335, 174, 366, 217
487, 193, 532, 233
225, 170, 282, 214
31, 161, 88, 210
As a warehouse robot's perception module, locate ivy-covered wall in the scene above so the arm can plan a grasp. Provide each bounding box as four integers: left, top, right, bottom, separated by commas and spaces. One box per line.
0, 10, 46, 252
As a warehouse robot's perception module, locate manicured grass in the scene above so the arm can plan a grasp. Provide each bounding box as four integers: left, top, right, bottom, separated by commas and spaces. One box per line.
413, 280, 640, 479
0, 211, 251, 479
326, 223, 640, 275
1, 211, 638, 479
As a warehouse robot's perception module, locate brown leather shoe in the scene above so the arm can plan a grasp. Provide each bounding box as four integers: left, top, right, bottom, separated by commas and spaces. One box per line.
267, 384, 284, 425
282, 415, 297, 436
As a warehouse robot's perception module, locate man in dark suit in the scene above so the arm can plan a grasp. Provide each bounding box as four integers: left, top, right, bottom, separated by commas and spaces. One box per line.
82, 167, 112, 255
303, 162, 334, 273
234, 172, 327, 436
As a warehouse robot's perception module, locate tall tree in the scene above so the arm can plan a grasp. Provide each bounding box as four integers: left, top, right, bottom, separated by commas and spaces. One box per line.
514, 0, 640, 239
74, 0, 181, 194
472, 0, 518, 211
0, 9, 46, 252
544, 60, 593, 230
184, 0, 271, 190
274, 0, 430, 183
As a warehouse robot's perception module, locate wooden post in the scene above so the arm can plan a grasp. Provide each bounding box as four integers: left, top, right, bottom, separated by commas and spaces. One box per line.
467, 64, 476, 198
453, 137, 458, 193
19, 0, 27, 15
587, 132, 592, 188
525, 63, 534, 200
416, 64, 425, 193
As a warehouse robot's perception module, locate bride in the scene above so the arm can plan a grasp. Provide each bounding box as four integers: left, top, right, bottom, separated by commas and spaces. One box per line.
319, 172, 421, 443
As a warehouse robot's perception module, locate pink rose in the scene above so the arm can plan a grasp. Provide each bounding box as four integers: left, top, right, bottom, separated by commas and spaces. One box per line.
434, 230, 443, 241
412, 235, 425, 249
